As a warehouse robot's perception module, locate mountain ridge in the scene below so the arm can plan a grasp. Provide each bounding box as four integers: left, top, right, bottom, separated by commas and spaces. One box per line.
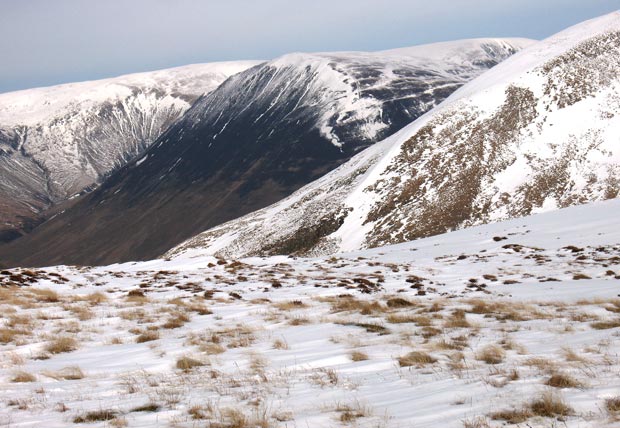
0, 60, 261, 241
167, 12, 620, 260
0, 38, 533, 267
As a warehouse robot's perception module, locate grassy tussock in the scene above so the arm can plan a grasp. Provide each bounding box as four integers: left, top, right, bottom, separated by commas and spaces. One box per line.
398, 351, 437, 367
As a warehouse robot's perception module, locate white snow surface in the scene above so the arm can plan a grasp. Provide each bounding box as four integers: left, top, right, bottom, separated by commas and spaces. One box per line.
169, 11, 620, 260
2, 199, 620, 427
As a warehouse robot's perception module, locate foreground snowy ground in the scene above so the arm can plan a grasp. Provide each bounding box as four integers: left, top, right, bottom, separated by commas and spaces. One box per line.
1, 200, 620, 427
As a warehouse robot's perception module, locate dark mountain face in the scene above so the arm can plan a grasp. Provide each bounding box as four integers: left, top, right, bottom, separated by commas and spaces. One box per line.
0, 40, 532, 267
0, 62, 259, 243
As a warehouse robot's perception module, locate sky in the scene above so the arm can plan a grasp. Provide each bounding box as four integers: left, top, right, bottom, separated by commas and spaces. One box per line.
0, 0, 618, 94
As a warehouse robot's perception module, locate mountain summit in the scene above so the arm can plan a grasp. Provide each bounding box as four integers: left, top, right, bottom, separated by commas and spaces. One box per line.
0, 38, 531, 267
168, 12, 620, 259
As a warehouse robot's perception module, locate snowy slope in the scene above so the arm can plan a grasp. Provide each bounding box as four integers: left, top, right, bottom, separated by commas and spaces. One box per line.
0, 61, 260, 240
0, 38, 532, 267
169, 12, 620, 260
2, 199, 620, 427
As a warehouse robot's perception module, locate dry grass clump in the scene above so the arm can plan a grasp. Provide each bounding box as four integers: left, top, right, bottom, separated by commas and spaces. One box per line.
444, 309, 471, 328
528, 391, 573, 417
6, 314, 35, 328
176, 356, 205, 371
467, 299, 547, 321
398, 351, 437, 367
11, 371, 36, 383
489, 408, 532, 424
273, 338, 289, 350
387, 313, 432, 326
45, 336, 78, 354
590, 318, 620, 330
162, 312, 191, 329
524, 357, 557, 373
188, 403, 213, 420
432, 336, 469, 351
119, 308, 150, 322
476, 345, 505, 365
131, 403, 161, 413
201, 343, 226, 355
385, 297, 414, 308
287, 316, 311, 326
309, 367, 339, 387
208, 324, 257, 348
350, 350, 369, 361
67, 304, 94, 321
73, 410, 118, 423
0, 328, 27, 344
336, 321, 389, 335
546, 372, 583, 388
273, 300, 308, 311
462, 416, 491, 428
29, 288, 59, 303
135, 330, 159, 343
605, 397, 620, 415
43, 366, 85, 380
335, 402, 372, 422
328, 296, 386, 315
84, 292, 108, 305
491, 391, 573, 422
561, 347, 590, 363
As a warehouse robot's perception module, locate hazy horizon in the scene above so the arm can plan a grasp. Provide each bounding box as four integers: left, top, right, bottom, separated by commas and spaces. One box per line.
0, 0, 618, 94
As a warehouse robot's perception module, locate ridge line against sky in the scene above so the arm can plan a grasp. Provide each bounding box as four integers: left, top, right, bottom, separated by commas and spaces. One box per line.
0, 0, 618, 94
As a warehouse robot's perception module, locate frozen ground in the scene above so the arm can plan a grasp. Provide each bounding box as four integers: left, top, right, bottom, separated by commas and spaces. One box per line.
1, 199, 620, 427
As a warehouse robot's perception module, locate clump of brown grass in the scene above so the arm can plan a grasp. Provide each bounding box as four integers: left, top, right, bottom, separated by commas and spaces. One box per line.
273, 339, 289, 350
398, 351, 437, 367
162, 312, 190, 329
546, 372, 583, 389
476, 345, 505, 365
11, 371, 36, 383
0, 328, 26, 344
176, 356, 205, 371
462, 416, 491, 428
201, 343, 226, 355
328, 296, 386, 315
335, 402, 372, 422
528, 391, 573, 417
524, 357, 557, 373
561, 347, 590, 364
29, 288, 59, 303
73, 410, 118, 423
590, 319, 620, 330
273, 300, 308, 311
386, 297, 414, 308
135, 331, 159, 343
444, 309, 471, 328
606, 397, 620, 415
350, 350, 369, 361
489, 408, 532, 424
45, 336, 78, 354
42, 366, 85, 380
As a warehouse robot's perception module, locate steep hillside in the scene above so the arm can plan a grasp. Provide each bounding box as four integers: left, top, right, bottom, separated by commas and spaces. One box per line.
0, 38, 532, 266
168, 12, 620, 260
0, 61, 260, 241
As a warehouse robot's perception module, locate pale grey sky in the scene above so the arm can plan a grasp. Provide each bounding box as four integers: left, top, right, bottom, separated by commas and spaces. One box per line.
0, 0, 618, 93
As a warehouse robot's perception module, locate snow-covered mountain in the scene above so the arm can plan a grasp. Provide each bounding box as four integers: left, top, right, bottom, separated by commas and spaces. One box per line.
0, 38, 531, 267
168, 12, 620, 260
0, 61, 260, 241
